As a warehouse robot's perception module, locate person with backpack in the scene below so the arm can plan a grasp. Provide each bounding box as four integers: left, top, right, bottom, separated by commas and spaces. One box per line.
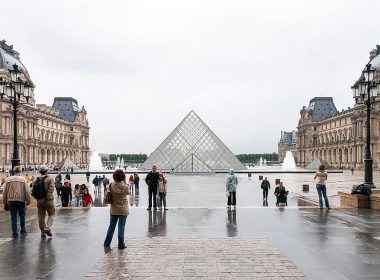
102, 175, 109, 195
3, 166, 31, 238
261, 177, 270, 201
32, 165, 55, 238
226, 168, 238, 209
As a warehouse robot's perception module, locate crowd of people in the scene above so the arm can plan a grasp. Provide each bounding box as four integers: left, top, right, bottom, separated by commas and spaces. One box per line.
1, 163, 330, 252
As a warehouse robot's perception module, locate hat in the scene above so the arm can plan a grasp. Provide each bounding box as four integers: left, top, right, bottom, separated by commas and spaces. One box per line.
39, 165, 48, 172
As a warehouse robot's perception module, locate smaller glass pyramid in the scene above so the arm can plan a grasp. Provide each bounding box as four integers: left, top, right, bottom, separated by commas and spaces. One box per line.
141, 111, 246, 172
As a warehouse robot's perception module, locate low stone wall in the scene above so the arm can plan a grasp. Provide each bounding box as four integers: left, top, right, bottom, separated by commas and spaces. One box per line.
339, 191, 380, 209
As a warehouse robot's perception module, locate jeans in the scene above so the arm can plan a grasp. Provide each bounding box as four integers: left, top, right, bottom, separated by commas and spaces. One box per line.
262, 188, 269, 199
104, 215, 127, 247
148, 187, 157, 208
75, 196, 81, 207
227, 192, 236, 206
158, 192, 166, 208
316, 184, 330, 208
8, 201, 26, 234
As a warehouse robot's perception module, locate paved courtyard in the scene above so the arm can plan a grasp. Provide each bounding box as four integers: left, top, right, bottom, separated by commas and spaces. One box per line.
1, 170, 380, 279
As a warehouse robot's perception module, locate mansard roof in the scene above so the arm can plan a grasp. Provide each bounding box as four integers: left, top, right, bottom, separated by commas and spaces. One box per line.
308, 97, 338, 122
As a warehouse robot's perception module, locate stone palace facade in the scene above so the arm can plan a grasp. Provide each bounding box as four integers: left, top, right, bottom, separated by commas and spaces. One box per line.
0, 40, 90, 170
280, 47, 380, 170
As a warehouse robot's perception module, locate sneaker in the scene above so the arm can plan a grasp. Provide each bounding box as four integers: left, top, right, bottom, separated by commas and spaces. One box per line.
12, 233, 18, 238
118, 244, 127, 249
41, 234, 46, 238
44, 230, 53, 237
104, 246, 112, 253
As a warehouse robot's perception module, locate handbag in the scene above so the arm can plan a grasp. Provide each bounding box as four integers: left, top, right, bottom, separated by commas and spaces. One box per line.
226, 191, 230, 197
4, 203, 9, 211
104, 183, 112, 204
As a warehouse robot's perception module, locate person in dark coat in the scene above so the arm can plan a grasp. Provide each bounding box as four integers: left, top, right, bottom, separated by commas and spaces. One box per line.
261, 177, 270, 200
86, 171, 91, 183
145, 165, 159, 210
61, 179, 72, 207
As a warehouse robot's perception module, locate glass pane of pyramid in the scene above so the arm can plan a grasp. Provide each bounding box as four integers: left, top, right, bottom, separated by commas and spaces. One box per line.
141, 111, 246, 172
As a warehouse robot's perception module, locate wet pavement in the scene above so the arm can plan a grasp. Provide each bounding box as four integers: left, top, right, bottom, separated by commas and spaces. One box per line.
1, 171, 380, 279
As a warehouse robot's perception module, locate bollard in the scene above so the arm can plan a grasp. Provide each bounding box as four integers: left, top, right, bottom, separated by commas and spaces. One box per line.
303, 184, 309, 192
259, 175, 263, 180
275, 179, 280, 185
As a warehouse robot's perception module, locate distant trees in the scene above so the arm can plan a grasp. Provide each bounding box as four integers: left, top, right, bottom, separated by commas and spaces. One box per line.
236, 153, 278, 163
106, 154, 148, 163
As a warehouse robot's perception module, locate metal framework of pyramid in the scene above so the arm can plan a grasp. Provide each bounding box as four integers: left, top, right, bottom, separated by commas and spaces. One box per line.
141, 111, 246, 172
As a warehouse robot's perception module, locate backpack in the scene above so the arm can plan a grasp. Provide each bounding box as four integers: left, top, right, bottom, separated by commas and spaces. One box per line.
32, 176, 47, 199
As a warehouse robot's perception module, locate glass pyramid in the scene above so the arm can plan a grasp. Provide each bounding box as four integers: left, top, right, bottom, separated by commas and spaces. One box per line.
141, 111, 246, 172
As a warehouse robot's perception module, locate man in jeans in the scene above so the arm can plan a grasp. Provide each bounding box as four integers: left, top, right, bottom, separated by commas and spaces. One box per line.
34, 165, 56, 237
145, 165, 159, 210
261, 177, 270, 201
3, 166, 31, 238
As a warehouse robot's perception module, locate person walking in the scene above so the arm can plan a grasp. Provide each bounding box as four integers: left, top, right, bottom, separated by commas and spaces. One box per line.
104, 169, 130, 250
102, 175, 109, 195
314, 164, 330, 210
274, 182, 281, 206
3, 166, 31, 238
60, 179, 73, 207
86, 171, 91, 183
133, 172, 140, 190
157, 173, 168, 210
261, 177, 270, 201
65, 171, 71, 181
145, 165, 159, 210
55, 172, 62, 197
226, 168, 238, 209
33, 165, 55, 238
92, 175, 100, 195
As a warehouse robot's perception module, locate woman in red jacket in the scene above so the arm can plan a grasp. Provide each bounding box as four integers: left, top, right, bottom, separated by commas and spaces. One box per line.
82, 188, 93, 207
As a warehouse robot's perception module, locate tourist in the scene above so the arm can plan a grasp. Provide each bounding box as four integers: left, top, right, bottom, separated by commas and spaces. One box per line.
65, 171, 71, 181
0, 177, 6, 192
102, 175, 109, 194
24, 173, 31, 184
145, 165, 159, 210
82, 188, 93, 207
157, 172, 168, 210
80, 183, 87, 194
74, 184, 82, 207
104, 169, 130, 250
133, 172, 140, 190
34, 165, 55, 238
314, 164, 330, 210
86, 171, 90, 183
60, 179, 73, 207
274, 183, 280, 206
93, 175, 101, 195
226, 168, 238, 209
261, 177, 270, 200
277, 182, 288, 207
3, 166, 31, 238
351, 167, 354, 175
55, 172, 62, 197
128, 175, 134, 190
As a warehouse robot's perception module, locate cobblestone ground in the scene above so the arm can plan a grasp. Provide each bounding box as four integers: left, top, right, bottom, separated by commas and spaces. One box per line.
84, 238, 305, 280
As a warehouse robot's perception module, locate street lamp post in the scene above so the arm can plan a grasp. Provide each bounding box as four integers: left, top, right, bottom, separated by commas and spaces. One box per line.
352, 63, 380, 188
0, 64, 33, 173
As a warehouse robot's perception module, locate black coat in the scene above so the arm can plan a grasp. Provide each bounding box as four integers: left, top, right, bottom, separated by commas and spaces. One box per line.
145, 172, 159, 190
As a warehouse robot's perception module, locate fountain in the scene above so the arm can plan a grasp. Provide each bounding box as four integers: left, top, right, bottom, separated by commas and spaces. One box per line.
282, 151, 297, 170
121, 158, 125, 168
259, 157, 263, 167
89, 151, 104, 171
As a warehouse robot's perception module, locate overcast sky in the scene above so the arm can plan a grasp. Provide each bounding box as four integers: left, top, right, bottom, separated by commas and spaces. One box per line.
1, 0, 380, 155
